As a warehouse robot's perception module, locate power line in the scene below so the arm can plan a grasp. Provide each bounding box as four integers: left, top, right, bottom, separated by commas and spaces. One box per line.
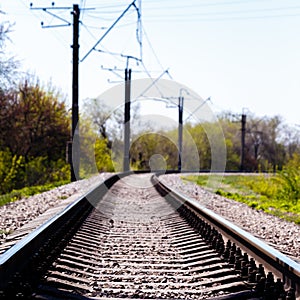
142, 0, 268, 9
143, 12, 300, 23
143, 5, 300, 16
137, 68, 171, 99
134, 0, 142, 62
80, 0, 87, 21
142, 25, 166, 76
81, 1, 137, 62
81, 2, 130, 10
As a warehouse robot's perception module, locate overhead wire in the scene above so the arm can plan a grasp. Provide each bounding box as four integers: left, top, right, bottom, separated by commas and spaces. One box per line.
79, 0, 87, 21
15, 0, 172, 93
81, 22, 124, 63
143, 13, 300, 23
80, 1, 138, 63
141, 25, 166, 77
143, 4, 300, 16
140, 0, 272, 8
81, 2, 132, 10
141, 1, 300, 22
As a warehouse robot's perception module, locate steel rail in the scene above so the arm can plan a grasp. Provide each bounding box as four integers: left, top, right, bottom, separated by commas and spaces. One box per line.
0, 171, 299, 299
152, 174, 300, 299
0, 171, 133, 296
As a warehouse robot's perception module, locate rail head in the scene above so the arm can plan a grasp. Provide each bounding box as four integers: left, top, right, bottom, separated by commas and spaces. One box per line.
153, 174, 300, 297
0, 171, 132, 294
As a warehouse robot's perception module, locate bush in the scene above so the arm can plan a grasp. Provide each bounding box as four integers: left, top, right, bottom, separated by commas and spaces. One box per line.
0, 151, 70, 196
275, 166, 300, 205
24, 157, 70, 187
0, 150, 24, 194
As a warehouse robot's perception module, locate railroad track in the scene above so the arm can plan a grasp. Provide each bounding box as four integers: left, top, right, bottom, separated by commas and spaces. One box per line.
0, 172, 299, 299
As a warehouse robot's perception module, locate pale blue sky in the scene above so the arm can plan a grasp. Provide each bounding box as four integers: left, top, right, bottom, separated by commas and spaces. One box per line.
1, 0, 300, 126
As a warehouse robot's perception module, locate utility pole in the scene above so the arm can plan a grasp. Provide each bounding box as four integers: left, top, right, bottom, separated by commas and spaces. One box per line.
30, 3, 80, 182
240, 114, 246, 172
178, 96, 184, 172
70, 4, 80, 182
123, 68, 131, 171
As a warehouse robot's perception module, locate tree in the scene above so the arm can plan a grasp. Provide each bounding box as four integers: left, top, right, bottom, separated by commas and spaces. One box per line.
246, 115, 285, 172
82, 97, 140, 149
0, 21, 19, 89
0, 77, 70, 190
94, 138, 114, 172
0, 77, 70, 162
280, 124, 300, 162
130, 132, 178, 170
217, 113, 288, 172
0, 149, 24, 193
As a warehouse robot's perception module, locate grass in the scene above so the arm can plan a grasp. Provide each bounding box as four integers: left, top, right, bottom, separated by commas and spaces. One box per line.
182, 174, 300, 225
0, 180, 69, 207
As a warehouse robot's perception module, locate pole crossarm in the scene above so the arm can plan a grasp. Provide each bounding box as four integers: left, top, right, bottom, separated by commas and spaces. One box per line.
80, 0, 137, 63
30, 4, 72, 28
96, 49, 141, 65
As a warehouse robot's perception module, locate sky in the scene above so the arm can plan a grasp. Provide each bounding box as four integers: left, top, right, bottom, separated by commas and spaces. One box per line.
1, 0, 300, 127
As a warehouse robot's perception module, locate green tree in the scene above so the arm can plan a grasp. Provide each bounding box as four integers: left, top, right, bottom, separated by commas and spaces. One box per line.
0, 149, 24, 193
0, 77, 70, 190
187, 124, 212, 170
94, 138, 114, 172
130, 132, 178, 170
82, 98, 140, 149
0, 77, 70, 162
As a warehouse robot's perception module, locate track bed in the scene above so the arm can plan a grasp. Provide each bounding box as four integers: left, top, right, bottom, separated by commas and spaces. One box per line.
35, 174, 252, 299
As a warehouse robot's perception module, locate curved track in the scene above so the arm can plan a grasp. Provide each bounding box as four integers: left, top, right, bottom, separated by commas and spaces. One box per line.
0, 172, 299, 299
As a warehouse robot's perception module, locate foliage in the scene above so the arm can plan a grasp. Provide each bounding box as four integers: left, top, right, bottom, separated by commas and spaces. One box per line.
82, 98, 120, 147
0, 150, 24, 193
0, 147, 70, 195
0, 25, 72, 195
130, 132, 178, 170
183, 174, 300, 224
82, 97, 140, 150
183, 124, 210, 170
127, 113, 300, 173
1, 26, 300, 198
275, 166, 300, 205
94, 138, 115, 172
24, 157, 70, 186
276, 154, 300, 205
0, 77, 71, 194
0, 77, 70, 162
217, 113, 295, 172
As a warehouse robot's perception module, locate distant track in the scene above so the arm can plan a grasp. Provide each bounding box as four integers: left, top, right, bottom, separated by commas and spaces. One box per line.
0, 172, 299, 299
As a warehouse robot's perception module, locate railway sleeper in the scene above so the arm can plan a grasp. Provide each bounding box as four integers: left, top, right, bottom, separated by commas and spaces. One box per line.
1, 173, 298, 299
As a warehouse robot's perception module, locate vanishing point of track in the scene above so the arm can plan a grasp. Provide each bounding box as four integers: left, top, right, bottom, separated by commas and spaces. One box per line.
0, 172, 299, 299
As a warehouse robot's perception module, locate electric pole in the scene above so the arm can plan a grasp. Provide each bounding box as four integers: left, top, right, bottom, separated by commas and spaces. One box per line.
70, 4, 80, 182
240, 114, 246, 172
30, 3, 80, 182
123, 68, 131, 171
178, 96, 184, 172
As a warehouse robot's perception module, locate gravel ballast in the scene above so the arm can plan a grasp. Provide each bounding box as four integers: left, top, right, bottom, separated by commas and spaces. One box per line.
0, 173, 112, 246
0, 172, 299, 263
160, 174, 300, 262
